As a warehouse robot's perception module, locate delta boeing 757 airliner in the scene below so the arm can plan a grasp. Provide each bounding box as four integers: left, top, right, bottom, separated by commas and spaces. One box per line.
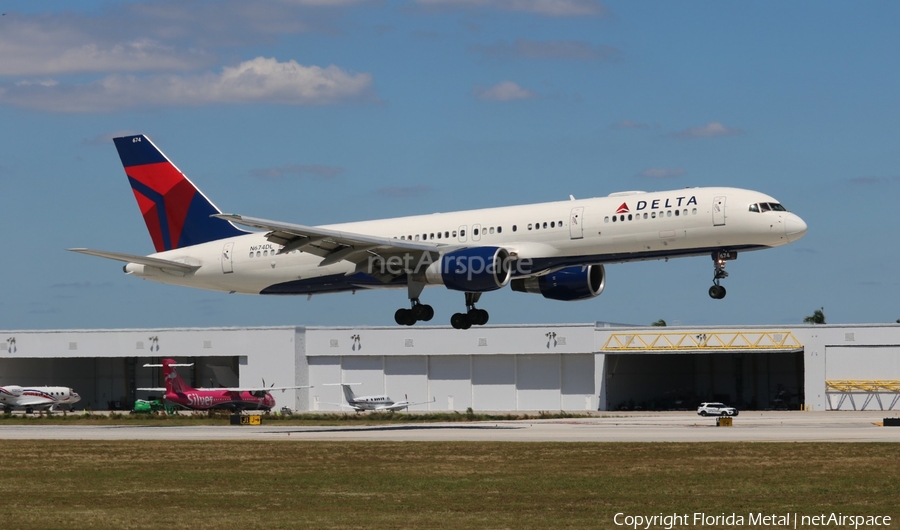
70, 135, 807, 329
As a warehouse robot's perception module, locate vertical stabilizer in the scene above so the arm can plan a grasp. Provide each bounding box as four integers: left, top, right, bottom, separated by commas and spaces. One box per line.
341, 384, 357, 403
113, 134, 246, 252
162, 359, 194, 394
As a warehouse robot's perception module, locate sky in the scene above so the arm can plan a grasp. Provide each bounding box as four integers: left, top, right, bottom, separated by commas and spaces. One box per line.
1, 1, 898, 331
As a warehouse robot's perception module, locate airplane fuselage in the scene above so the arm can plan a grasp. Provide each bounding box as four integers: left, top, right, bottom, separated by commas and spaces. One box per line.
124, 187, 805, 296
164, 390, 275, 411
0, 386, 81, 411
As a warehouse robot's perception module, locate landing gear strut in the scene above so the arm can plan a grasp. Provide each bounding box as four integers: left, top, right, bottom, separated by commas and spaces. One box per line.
709, 250, 736, 300
450, 292, 489, 330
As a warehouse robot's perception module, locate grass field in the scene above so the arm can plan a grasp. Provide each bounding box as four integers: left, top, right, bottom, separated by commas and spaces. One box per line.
1, 441, 897, 529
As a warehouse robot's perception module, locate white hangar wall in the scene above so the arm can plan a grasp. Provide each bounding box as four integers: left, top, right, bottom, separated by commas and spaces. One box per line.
304, 325, 600, 412
3, 323, 900, 412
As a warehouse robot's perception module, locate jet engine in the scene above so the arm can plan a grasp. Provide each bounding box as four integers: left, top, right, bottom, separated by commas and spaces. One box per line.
510, 264, 605, 301
424, 247, 512, 292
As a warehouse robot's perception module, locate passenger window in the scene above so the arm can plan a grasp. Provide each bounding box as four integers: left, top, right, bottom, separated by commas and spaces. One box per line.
550, 221, 555, 228
605, 216, 609, 223
489, 227, 495, 234
445, 231, 450, 238
528, 224, 533, 230
460, 229, 465, 237
667, 211, 672, 217
683, 209, 687, 216
627, 214, 632, 221
497, 226, 502, 234
430, 233, 434, 240
651, 212, 656, 219
612, 216, 617, 222
675, 210, 679, 216
474, 228, 479, 236
643, 213, 648, 219
512, 225, 517, 232
452, 230, 457, 237
535, 223, 540, 230
559, 220, 563, 226
415, 235, 420, 241
249, 252, 254, 258
542, 222, 547, 229
437, 232, 441, 239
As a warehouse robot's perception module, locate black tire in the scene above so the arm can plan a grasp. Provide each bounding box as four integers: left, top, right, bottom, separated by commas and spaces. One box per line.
421, 305, 434, 322
700, 410, 708, 416
469, 309, 488, 326
395, 308, 414, 326
451, 313, 471, 330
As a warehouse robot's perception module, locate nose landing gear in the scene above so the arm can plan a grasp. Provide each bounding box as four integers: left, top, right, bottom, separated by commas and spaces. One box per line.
709, 250, 736, 300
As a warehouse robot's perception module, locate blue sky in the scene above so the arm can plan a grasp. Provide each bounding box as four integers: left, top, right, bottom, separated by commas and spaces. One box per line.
1, 1, 898, 330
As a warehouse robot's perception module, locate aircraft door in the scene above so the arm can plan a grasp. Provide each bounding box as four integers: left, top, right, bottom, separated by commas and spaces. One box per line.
713, 196, 726, 226
569, 207, 584, 239
221, 242, 235, 273
458, 225, 467, 243
472, 224, 482, 242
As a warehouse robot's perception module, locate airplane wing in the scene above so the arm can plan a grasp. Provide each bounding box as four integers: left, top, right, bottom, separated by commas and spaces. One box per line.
213, 213, 447, 272
380, 397, 436, 411
68, 249, 199, 273
318, 401, 362, 411
209, 385, 312, 393
136, 387, 166, 392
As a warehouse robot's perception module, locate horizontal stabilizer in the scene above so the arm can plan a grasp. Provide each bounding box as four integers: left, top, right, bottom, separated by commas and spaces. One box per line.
68, 248, 199, 273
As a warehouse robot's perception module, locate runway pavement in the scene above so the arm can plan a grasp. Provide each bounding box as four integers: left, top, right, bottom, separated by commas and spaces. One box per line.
1, 411, 899, 442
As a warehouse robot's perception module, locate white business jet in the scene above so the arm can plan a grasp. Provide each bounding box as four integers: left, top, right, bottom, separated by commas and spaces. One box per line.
0, 385, 81, 413
322, 383, 435, 412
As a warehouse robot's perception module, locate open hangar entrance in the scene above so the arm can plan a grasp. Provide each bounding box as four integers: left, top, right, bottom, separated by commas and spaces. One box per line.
0, 356, 240, 411
600, 330, 804, 411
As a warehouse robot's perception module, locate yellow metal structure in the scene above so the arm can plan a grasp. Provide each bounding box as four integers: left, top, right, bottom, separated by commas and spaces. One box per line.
601, 331, 802, 352
826, 380, 900, 411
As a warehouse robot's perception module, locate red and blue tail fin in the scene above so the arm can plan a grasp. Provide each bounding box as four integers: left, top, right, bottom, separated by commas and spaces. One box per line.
162, 359, 194, 394
113, 134, 246, 252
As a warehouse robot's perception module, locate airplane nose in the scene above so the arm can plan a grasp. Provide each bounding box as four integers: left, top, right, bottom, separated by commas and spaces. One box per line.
784, 214, 808, 242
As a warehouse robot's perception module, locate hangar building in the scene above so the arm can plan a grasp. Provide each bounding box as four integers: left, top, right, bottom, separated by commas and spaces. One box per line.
2, 323, 899, 412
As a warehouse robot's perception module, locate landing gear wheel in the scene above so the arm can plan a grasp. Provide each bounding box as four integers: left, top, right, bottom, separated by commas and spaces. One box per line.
394, 308, 416, 326
708, 285, 726, 299
451, 312, 472, 330
412, 303, 434, 322
468, 308, 489, 326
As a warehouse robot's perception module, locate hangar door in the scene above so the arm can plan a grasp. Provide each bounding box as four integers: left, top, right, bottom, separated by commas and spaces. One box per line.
601, 330, 804, 411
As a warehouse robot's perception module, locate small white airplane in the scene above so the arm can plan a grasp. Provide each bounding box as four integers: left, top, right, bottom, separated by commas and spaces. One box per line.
322, 383, 435, 412
70, 134, 807, 329
0, 385, 81, 413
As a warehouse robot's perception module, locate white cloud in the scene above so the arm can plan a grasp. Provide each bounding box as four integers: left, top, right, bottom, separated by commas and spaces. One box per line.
472, 81, 536, 101
0, 57, 375, 112
416, 0, 605, 16
637, 167, 687, 179
471, 39, 619, 61
671, 122, 743, 138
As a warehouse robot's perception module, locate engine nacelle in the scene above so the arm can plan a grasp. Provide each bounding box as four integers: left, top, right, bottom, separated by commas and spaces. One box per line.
0, 385, 23, 398
424, 247, 512, 292
510, 264, 605, 301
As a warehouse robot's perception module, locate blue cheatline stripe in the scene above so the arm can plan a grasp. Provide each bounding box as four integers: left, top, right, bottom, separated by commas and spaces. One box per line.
128, 176, 172, 251
114, 135, 167, 168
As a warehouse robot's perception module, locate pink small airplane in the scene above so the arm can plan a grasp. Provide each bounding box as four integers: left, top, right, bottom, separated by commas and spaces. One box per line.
138, 358, 309, 411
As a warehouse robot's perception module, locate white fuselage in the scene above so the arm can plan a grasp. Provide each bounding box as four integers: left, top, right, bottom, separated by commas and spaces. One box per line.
123, 187, 805, 296
0, 386, 81, 410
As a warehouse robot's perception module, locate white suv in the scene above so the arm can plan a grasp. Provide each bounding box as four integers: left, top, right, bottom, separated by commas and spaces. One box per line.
697, 402, 738, 417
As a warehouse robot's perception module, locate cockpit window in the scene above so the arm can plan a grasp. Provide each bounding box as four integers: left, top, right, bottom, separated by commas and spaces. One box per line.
749, 202, 788, 213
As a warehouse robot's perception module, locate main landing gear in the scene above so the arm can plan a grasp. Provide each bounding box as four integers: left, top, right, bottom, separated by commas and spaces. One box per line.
450, 292, 489, 330
709, 250, 736, 300
394, 299, 434, 326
